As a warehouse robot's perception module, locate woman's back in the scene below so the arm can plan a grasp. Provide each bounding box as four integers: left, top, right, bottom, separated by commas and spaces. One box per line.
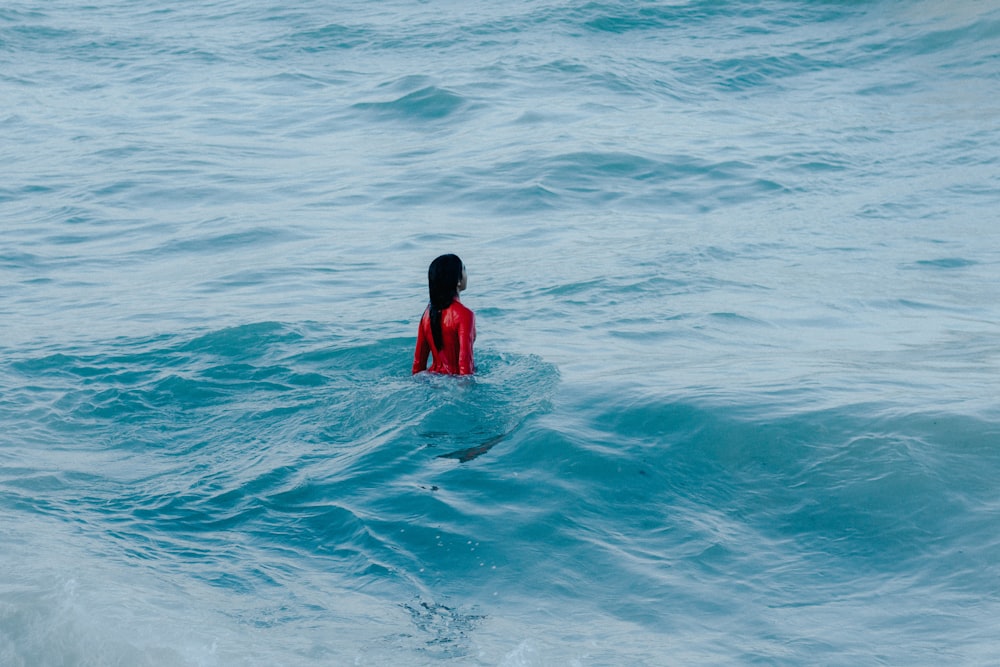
412, 299, 475, 375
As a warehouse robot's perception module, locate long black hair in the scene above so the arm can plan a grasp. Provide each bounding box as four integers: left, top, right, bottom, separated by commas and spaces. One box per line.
427, 254, 464, 350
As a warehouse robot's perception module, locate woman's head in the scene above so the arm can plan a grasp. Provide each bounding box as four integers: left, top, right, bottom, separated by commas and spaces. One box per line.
427, 254, 465, 308
426, 254, 465, 350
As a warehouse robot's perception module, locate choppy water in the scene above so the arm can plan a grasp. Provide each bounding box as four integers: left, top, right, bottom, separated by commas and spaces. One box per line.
3, 1, 1000, 664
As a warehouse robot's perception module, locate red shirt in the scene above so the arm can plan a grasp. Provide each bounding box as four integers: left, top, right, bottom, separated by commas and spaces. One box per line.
412, 299, 476, 375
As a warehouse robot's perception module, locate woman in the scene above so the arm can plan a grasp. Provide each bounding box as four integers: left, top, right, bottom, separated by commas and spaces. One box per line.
412, 254, 476, 375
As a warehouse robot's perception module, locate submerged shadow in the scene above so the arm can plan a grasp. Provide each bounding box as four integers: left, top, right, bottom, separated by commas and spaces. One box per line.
436, 432, 509, 463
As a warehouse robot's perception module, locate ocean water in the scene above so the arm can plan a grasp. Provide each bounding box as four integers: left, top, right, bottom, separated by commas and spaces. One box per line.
2, 0, 1000, 664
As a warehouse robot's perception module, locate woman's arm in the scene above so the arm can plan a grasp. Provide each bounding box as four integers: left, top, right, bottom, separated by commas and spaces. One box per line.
412, 312, 431, 374
457, 309, 475, 375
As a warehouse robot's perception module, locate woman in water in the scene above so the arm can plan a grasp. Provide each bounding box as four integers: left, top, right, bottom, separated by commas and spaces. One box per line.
412, 254, 476, 375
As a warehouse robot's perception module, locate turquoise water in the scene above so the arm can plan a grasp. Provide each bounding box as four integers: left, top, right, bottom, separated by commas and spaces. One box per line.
3, 1, 1000, 664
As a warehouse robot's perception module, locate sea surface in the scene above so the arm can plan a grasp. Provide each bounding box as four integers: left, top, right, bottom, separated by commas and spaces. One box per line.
2, 1, 1000, 664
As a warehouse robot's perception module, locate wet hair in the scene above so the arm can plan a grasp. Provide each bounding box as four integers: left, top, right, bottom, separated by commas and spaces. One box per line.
427, 254, 464, 350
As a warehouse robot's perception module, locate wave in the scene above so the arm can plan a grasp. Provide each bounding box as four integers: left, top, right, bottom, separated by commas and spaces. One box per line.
7, 322, 998, 574
354, 84, 471, 122
4, 321, 999, 662
376, 148, 790, 214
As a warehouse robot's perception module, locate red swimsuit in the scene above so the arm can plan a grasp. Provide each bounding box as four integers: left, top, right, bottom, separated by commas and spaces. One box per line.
412, 299, 476, 375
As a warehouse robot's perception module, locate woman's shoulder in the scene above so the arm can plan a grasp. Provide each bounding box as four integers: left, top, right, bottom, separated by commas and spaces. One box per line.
443, 299, 474, 324
450, 299, 474, 316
